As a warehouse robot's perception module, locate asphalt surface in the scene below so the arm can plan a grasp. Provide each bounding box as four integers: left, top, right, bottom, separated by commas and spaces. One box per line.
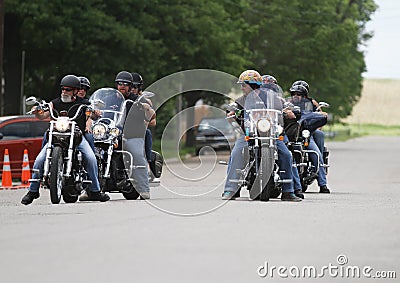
0, 136, 399, 282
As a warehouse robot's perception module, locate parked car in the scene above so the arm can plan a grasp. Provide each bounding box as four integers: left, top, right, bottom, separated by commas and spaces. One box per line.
0, 115, 49, 179
195, 117, 240, 155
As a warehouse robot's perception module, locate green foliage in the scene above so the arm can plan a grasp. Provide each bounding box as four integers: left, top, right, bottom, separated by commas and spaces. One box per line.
4, 0, 377, 126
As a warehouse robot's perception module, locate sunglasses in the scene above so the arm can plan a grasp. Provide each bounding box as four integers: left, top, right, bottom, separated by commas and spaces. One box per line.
132, 85, 140, 89
117, 82, 130, 86
291, 92, 303, 97
61, 87, 74, 92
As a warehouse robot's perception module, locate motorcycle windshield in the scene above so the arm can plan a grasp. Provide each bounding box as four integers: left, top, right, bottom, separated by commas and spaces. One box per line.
89, 88, 125, 126
244, 84, 284, 126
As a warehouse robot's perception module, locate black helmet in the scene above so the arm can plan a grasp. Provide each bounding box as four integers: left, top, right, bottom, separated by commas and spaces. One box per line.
78, 76, 91, 90
115, 71, 133, 84
131, 72, 143, 85
292, 80, 310, 93
60, 75, 81, 89
289, 84, 309, 96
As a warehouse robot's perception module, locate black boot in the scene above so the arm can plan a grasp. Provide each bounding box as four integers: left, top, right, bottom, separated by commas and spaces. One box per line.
319, 185, 330, 194
294, 189, 304, 199
281, 192, 302, 202
21, 191, 40, 205
79, 191, 110, 202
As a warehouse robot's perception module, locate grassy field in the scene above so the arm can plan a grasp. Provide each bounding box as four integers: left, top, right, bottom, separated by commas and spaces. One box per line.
343, 79, 400, 126
329, 78, 400, 140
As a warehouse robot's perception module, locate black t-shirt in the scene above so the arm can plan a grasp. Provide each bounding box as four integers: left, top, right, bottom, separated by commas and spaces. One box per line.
51, 97, 90, 132
123, 93, 150, 139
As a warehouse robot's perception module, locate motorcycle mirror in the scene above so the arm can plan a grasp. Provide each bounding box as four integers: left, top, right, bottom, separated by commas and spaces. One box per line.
142, 91, 155, 98
93, 99, 106, 108
319, 102, 330, 108
26, 96, 37, 106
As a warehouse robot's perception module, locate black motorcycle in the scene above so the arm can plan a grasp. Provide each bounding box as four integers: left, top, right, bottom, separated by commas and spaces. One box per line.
89, 88, 161, 199
26, 96, 92, 204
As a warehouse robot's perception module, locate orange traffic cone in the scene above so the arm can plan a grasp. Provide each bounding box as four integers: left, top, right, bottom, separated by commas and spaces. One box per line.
1, 148, 12, 188
21, 149, 31, 185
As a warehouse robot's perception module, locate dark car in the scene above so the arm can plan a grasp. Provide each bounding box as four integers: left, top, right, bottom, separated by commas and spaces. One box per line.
0, 115, 49, 179
195, 117, 240, 155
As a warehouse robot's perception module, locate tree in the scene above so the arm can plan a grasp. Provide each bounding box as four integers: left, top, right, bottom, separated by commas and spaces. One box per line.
249, 0, 377, 121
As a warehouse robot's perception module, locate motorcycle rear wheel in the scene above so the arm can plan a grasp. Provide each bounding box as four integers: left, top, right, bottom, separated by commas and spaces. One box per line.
49, 146, 64, 204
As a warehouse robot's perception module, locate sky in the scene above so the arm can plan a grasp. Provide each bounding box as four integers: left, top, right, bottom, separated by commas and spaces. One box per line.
363, 0, 400, 79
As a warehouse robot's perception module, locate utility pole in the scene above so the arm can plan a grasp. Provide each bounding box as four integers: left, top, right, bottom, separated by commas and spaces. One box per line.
0, 0, 4, 116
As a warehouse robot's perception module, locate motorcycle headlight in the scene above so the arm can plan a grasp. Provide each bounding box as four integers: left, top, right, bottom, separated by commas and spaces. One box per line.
55, 118, 70, 132
302, 130, 311, 138
257, 119, 271, 132
92, 124, 107, 139
109, 127, 120, 137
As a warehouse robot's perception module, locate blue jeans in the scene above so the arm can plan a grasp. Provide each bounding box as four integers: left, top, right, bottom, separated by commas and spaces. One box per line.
29, 137, 100, 193
276, 139, 295, 193
224, 136, 294, 193
307, 137, 327, 186
224, 136, 248, 193
124, 138, 149, 193
312, 129, 325, 156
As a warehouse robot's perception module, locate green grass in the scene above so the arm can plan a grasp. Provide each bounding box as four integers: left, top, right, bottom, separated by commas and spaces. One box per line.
325, 123, 400, 141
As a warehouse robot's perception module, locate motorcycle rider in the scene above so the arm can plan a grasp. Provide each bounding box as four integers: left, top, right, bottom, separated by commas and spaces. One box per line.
77, 76, 91, 99
115, 71, 155, 199
21, 75, 110, 205
222, 70, 302, 201
262, 74, 304, 198
291, 80, 326, 155
288, 84, 331, 193
130, 72, 157, 179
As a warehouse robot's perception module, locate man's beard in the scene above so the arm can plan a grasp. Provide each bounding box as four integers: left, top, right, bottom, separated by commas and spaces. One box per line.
61, 94, 72, 103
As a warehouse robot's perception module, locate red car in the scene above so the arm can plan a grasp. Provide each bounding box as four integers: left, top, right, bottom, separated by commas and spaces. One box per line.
0, 115, 50, 180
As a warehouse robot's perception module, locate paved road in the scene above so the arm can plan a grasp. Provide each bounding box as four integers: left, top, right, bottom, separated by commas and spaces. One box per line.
0, 136, 399, 282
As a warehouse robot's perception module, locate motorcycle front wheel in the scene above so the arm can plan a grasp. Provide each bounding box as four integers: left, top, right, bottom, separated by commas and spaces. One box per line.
49, 146, 64, 204
259, 145, 275, 202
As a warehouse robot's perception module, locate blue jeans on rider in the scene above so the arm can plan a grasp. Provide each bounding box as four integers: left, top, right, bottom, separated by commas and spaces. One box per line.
307, 137, 327, 186
224, 136, 248, 193
28, 137, 101, 193
276, 139, 295, 193
282, 135, 302, 191
41, 132, 95, 153
124, 138, 149, 193
313, 129, 325, 156
145, 129, 153, 163
224, 135, 294, 194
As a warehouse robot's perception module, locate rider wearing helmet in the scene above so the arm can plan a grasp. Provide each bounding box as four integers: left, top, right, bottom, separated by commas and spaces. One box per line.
77, 76, 91, 98
21, 75, 110, 205
117, 71, 155, 199
130, 72, 157, 175
222, 70, 302, 202
288, 81, 330, 194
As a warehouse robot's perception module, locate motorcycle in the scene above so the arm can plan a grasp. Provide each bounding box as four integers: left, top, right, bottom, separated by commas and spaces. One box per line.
284, 101, 330, 192
227, 85, 291, 201
26, 96, 92, 204
89, 88, 161, 200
